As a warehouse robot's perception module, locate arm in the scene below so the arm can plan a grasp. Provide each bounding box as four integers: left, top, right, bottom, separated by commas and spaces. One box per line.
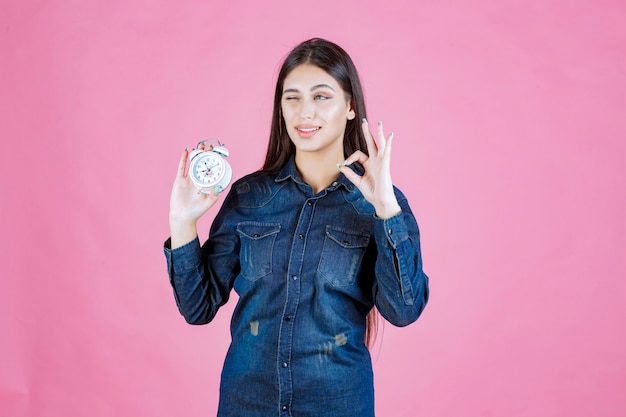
340, 119, 429, 326
164, 145, 239, 324
371, 192, 429, 327
163, 213, 240, 325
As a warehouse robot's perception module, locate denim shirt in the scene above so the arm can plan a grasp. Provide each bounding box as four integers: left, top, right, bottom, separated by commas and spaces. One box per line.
163, 157, 429, 417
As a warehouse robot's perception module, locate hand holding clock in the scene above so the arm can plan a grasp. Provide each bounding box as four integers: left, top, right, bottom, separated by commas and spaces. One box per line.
169, 142, 231, 249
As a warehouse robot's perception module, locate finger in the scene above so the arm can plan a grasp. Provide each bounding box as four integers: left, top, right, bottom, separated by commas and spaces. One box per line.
376, 121, 387, 154
205, 188, 220, 201
204, 187, 222, 206
384, 131, 395, 159
177, 148, 189, 178
342, 150, 368, 167
339, 162, 362, 187
361, 119, 378, 156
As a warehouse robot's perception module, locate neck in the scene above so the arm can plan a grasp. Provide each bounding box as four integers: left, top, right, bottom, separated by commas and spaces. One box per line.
295, 151, 343, 194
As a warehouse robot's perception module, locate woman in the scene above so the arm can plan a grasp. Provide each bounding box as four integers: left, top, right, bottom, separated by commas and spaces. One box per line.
164, 38, 429, 417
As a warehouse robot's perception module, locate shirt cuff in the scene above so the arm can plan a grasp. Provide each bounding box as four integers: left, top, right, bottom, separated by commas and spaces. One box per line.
375, 212, 410, 250
163, 237, 202, 274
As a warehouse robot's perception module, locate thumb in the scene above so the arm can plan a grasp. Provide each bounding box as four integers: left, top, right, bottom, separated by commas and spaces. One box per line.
338, 163, 361, 187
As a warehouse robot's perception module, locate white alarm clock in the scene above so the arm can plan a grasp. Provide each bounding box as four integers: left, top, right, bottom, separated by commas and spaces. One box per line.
188, 143, 232, 194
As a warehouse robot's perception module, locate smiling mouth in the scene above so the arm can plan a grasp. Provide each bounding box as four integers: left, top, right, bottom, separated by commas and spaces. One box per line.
297, 127, 320, 133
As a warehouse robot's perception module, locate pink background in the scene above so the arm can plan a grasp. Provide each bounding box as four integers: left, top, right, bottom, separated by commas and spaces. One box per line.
1, 1, 625, 416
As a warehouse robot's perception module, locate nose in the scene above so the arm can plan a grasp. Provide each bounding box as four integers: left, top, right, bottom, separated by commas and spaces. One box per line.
300, 98, 315, 120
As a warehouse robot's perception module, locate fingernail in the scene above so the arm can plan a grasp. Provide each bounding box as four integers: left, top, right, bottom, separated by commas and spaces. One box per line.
215, 185, 223, 194
362, 118, 368, 124
342, 160, 348, 166
378, 121, 382, 126
390, 132, 394, 140
336, 163, 342, 172
185, 147, 189, 151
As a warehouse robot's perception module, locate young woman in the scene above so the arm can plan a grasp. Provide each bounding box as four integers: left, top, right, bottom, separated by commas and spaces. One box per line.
164, 38, 429, 417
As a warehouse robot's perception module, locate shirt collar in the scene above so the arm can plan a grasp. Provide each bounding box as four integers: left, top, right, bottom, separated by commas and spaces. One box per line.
275, 155, 357, 192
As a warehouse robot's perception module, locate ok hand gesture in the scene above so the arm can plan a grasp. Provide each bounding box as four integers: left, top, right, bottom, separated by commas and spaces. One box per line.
339, 119, 401, 219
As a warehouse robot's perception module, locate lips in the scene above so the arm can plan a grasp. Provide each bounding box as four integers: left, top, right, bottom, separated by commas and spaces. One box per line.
296, 126, 321, 138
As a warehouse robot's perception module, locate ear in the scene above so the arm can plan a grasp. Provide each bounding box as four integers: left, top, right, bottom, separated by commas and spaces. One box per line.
347, 100, 356, 120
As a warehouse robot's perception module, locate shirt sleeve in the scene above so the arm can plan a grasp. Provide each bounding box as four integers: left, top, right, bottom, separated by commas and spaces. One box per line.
163, 196, 241, 325
371, 191, 429, 327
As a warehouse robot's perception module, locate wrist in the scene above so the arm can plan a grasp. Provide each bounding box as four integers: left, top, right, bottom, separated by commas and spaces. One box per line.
169, 218, 199, 249
375, 202, 401, 219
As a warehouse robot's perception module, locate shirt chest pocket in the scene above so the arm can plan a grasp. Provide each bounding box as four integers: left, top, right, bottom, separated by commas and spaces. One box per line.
236, 222, 281, 282
318, 226, 371, 287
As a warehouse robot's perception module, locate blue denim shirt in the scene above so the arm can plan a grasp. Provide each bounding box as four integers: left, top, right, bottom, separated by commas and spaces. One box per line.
164, 157, 429, 417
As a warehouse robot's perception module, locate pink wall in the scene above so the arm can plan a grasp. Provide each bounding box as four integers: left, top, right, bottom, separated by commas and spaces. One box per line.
1, 1, 625, 416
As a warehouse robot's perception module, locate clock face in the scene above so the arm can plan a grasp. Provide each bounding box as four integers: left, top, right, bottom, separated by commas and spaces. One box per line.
191, 152, 224, 186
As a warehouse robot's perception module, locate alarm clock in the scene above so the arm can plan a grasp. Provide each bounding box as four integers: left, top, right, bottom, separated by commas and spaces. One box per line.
188, 143, 232, 194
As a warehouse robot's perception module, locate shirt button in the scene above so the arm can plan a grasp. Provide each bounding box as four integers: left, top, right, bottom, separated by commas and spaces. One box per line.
332, 181, 338, 187
282, 405, 288, 412
298, 233, 304, 239
282, 362, 288, 368
285, 316, 291, 322
292, 275, 297, 280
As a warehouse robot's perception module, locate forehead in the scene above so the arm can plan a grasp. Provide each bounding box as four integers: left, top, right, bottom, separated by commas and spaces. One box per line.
282, 64, 342, 91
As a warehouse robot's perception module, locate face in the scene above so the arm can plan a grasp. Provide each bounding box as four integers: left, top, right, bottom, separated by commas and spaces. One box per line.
281, 64, 356, 159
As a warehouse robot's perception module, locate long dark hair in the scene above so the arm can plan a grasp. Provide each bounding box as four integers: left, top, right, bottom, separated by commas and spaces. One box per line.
262, 38, 379, 348
262, 38, 368, 173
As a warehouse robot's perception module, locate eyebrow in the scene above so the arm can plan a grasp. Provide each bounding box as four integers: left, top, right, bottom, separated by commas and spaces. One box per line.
282, 84, 336, 94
